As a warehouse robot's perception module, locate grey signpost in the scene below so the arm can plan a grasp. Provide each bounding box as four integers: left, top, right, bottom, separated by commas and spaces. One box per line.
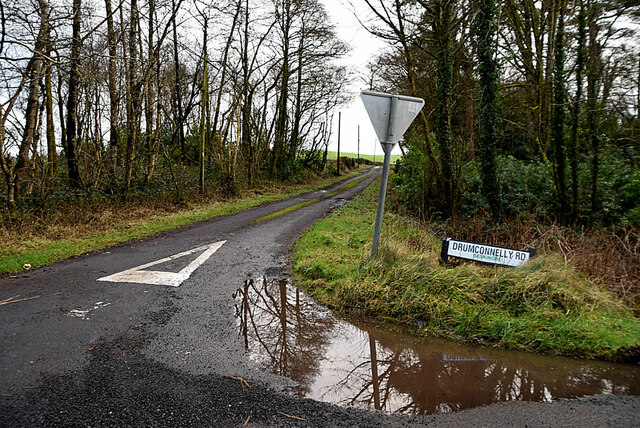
361, 90, 424, 257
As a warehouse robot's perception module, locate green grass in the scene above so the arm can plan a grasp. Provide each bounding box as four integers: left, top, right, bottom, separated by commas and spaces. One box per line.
293, 179, 640, 361
325, 150, 403, 163
255, 172, 374, 223
0, 172, 362, 275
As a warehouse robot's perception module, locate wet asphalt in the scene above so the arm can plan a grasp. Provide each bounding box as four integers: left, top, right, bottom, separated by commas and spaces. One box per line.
1, 168, 638, 427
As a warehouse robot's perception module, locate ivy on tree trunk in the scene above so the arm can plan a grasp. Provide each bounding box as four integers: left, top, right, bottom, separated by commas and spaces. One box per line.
473, 0, 500, 216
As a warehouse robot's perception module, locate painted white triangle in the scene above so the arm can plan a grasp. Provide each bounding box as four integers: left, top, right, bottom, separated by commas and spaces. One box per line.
97, 240, 226, 287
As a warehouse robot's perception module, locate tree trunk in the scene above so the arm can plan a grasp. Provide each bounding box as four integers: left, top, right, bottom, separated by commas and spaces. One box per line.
474, 0, 500, 216
289, 19, 304, 166
45, 61, 56, 179
65, 0, 83, 188
105, 0, 119, 176
15, 0, 50, 195
551, 5, 568, 216
145, 0, 157, 184
434, 0, 454, 215
272, 0, 291, 176
586, 10, 601, 216
200, 14, 209, 194
172, 0, 185, 164
124, 0, 140, 193
463, 54, 474, 161
241, 0, 252, 185
568, 0, 586, 220
212, 1, 241, 171
42, 0, 56, 181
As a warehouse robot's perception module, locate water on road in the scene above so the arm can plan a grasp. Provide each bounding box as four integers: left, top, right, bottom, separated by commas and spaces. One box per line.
235, 276, 640, 415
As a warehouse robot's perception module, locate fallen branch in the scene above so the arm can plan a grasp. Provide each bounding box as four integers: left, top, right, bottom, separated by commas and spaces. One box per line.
0, 294, 41, 306
242, 415, 251, 427
277, 411, 306, 421
223, 374, 251, 391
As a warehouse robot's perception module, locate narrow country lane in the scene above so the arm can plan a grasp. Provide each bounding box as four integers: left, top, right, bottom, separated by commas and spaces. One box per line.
1, 167, 638, 427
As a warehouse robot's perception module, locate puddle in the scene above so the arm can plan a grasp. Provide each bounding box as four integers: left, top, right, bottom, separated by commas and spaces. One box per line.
234, 278, 640, 415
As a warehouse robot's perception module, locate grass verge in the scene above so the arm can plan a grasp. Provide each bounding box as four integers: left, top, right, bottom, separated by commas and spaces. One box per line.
292, 179, 640, 361
255, 172, 374, 223
0, 172, 362, 275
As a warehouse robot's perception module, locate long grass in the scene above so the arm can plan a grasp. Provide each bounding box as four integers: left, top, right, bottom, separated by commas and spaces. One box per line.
255, 172, 373, 223
293, 179, 639, 361
427, 216, 640, 308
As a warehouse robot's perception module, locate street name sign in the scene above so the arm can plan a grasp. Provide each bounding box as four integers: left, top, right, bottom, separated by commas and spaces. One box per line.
441, 238, 536, 267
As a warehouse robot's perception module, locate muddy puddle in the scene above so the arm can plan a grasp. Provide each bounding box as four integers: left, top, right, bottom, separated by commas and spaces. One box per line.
234, 277, 640, 415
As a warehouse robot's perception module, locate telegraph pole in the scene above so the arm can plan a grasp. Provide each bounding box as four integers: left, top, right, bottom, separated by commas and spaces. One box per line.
336, 112, 341, 175
357, 125, 360, 167
373, 138, 376, 163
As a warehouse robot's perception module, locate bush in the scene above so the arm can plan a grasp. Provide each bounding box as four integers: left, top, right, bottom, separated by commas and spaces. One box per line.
392, 133, 640, 226
391, 137, 439, 219
459, 156, 557, 220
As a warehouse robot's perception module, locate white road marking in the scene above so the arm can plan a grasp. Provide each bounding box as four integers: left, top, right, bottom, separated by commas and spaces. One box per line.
67, 301, 112, 320
97, 241, 226, 287
68, 309, 89, 318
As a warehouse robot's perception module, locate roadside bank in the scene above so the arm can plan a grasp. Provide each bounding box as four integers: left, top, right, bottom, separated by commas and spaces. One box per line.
292, 179, 640, 361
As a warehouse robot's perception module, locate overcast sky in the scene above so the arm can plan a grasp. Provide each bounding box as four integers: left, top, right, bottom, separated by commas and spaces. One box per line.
320, 0, 404, 157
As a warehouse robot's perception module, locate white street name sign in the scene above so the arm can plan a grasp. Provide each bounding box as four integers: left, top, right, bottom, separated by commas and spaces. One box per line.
441, 238, 536, 267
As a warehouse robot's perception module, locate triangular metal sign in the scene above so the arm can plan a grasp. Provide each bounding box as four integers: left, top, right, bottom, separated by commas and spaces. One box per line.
361, 90, 424, 144
98, 240, 226, 287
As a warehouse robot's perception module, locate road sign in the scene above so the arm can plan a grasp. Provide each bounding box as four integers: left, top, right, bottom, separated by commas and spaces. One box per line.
440, 238, 536, 267
361, 90, 425, 146
361, 90, 424, 257
98, 241, 226, 287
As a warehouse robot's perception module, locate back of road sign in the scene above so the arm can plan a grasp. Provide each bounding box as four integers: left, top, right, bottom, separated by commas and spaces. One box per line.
361, 90, 425, 144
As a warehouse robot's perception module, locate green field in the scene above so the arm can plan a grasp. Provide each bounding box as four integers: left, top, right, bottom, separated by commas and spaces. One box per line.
325, 151, 403, 163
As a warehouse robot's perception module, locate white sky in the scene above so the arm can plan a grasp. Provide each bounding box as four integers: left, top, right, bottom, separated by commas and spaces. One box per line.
320, 0, 404, 157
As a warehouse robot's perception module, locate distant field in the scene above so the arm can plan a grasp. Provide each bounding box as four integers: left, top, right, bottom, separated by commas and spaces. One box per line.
325, 151, 403, 163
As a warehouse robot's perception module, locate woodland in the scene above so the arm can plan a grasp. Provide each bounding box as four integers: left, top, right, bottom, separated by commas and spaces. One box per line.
1, 0, 348, 208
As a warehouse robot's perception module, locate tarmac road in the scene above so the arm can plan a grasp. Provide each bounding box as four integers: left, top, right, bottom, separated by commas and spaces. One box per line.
1, 167, 638, 427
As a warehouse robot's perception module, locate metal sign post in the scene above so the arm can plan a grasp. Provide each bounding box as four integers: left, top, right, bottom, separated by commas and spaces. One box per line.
361, 90, 424, 258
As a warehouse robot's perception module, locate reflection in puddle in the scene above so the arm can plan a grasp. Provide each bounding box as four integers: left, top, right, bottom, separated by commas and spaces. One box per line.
235, 278, 640, 415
